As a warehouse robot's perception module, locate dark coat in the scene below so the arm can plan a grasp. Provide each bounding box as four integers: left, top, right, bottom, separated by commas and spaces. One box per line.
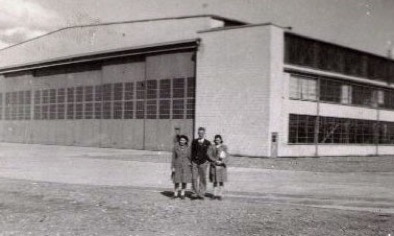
191, 139, 211, 165
208, 144, 229, 183
171, 144, 192, 183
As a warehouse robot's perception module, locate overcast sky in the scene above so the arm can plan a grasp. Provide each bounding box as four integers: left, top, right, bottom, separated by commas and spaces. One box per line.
0, 0, 393, 56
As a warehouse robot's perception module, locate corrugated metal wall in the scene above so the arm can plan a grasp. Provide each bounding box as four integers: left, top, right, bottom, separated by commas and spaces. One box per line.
0, 50, 196, 151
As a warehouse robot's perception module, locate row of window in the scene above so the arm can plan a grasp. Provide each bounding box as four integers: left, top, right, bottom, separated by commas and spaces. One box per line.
289, 114, 394, 144
285, 33, 394, 83
1, 77, 195, 121
290, 74, 394, 109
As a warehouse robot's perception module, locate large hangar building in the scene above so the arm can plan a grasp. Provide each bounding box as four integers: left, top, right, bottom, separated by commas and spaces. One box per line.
0, 15, 394, 157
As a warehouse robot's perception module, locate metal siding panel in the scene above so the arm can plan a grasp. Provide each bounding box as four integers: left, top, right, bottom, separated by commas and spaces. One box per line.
144, 51, 195, 151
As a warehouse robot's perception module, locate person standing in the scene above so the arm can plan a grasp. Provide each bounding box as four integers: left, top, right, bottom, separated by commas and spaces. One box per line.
171, 135, 192, 199
208, 135, 229, 200
191, 127, 211, 200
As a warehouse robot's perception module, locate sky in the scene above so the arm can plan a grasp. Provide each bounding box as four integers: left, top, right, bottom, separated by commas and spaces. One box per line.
0, 0, 393, 56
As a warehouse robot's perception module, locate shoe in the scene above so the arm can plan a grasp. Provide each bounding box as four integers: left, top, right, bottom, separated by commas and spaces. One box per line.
180, 195, 185, 200
198, 196, 205, 200
217, 196, 222, 201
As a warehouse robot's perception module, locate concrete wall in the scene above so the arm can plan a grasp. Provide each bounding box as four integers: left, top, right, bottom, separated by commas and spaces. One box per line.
196, 25, 280, 156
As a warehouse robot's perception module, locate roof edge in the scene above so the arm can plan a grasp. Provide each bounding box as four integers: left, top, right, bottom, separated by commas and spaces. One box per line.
0, 14, 247, 52
197, 22, 292, 34
0, 39, 199, 74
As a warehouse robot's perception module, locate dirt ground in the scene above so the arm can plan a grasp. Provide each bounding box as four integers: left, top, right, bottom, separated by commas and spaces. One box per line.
0, 178, 393, 236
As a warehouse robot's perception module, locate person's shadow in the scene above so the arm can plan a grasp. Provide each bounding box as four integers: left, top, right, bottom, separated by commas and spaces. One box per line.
160, 191, 215, 199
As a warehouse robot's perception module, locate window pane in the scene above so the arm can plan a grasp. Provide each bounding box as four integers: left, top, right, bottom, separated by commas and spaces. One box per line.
113, 101, 122, 119
187, 77, 195, 98
146, 100, 157, 119
159, 100, 170, 119
67, 104, 74, 119
57, 104, 65, 119
50, 89, 56, 104
113, 83, 123, 101
172, 99, 184, 119
136, 82, 145, 99
186, 99, 195, 119
124, 101, 133, 119
103, 84, 112, 101
146, 80, 157, 99
160, 79, 171, 99
67, 88, 74, 103
85, 103, 93, 119
124, 83, 134, 100
103, 102, 111, 119
136, 101, 145, 119
94, 103, 102, 119
85, 86, 93, 102
173, 78, 185, 98
75, 104, 83, 119
76, 86, 83, 103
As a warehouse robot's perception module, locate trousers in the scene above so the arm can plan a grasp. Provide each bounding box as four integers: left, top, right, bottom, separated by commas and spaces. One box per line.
191, 162, 209, 197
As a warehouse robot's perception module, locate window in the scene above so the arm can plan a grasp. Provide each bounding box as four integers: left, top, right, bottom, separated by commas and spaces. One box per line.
317, 43, 343, 72
146, 100, 157, 119
34, 90, 41, 120
94, 102, 102, 119
124, 101, 133, 119
84, 86, 93, 119
172, 99, 184, 119
159, 100, 170, 119
113, 83, 123, 101
285, 34, 315, 67
57, 88, 65, 119
320, 79, 341, 103
285, 33, 394, 83
146, 80, 157, 119
23, 91, 31, 120
85, 103, 93, 119
124, 82, 134, 119
113, 101, 122, 119
186, 77, 195, 119
136, 82, 145, 119
103, 84, 112, 101
103, 102, 111, 119
289, 74, 317, 100
136, 101, 144, 119
352, 85, 373, 106
173, 78, 185, 98
288, 114, 316, 143
113, 83, 123, 119
159, 79, 171, 119
67, 88, 74, 119
186, 99, 195, 119
289, 114, 387, 144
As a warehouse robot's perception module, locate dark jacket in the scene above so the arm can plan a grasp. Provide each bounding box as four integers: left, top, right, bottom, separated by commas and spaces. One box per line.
191, 139, 211, 165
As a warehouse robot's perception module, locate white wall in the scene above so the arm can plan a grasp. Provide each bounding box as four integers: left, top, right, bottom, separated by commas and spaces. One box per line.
196, 25, 279, 156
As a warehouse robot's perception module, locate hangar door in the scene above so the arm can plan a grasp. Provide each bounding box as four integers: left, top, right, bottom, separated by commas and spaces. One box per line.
0, 50, 196, 152
100, 50, 196, 151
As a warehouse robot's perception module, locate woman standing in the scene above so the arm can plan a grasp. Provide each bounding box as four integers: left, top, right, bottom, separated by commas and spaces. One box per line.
208, 135, 229, 200
171, 135, 192, 199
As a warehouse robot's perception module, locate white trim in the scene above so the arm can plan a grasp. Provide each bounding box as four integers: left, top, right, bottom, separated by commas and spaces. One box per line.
284, 64, 394, 89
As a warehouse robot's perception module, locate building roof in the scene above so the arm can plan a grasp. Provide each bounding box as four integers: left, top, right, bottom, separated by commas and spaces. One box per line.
0, 15, 247, 72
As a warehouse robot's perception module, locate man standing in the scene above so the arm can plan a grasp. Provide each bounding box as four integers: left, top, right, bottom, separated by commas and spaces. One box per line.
191, 127, 211, 200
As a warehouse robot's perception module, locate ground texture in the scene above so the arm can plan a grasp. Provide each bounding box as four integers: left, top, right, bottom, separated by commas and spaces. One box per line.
0, 143, 394, 235
0, 178, 393, 236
